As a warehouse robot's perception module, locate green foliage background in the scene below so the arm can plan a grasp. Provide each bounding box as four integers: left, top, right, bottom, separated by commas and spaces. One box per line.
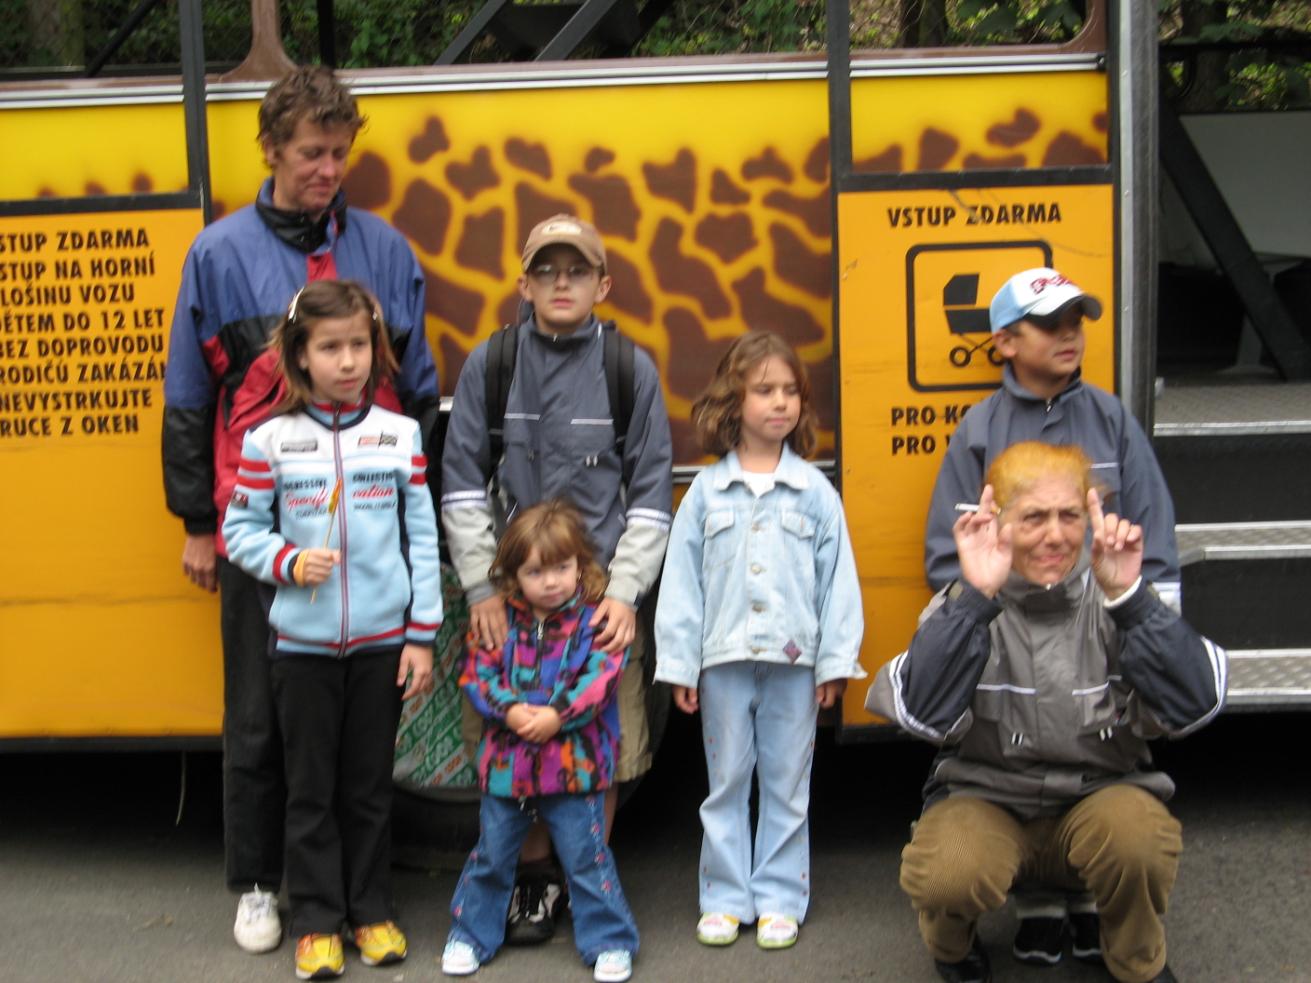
0, 0, 1305, 110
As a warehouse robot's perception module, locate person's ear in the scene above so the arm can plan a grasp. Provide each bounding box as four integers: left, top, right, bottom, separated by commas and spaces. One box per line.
593, 273, 613, 304
517, 275, 532, 302
992, 330, 1017, 360
261, 138, 279, 170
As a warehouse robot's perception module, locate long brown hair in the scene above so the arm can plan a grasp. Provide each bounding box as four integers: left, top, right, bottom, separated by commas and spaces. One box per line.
489, 499, 608, 604
269, 279, 398, 414
691, 330, 817, 457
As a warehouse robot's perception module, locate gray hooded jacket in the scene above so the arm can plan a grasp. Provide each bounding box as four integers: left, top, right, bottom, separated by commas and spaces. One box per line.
441, 316, 673, 606
866, 558, 1227, 819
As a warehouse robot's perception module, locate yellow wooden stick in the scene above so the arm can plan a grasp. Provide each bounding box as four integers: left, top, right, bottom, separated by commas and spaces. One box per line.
309, 477, 342, 604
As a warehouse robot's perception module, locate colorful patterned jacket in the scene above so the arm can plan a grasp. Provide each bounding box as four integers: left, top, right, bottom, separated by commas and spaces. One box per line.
462, 592, 625, 798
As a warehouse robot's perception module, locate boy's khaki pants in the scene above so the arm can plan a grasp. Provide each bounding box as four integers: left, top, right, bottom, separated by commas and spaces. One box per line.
899, 784, 1182, 983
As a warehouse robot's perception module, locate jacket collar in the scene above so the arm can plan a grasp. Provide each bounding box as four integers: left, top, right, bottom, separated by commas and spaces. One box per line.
255, 178, 348, 254
712, 444, 811, 492
522, 312, 601, 348
999, 552, 1092, 612
304, 396, 370, 429
1000, 363, 1084, 404
508, 588, 585, 623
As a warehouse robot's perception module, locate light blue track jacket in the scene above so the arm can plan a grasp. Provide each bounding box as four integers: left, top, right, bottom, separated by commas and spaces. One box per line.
654, 447, 866, 688
223, 400, 442, 657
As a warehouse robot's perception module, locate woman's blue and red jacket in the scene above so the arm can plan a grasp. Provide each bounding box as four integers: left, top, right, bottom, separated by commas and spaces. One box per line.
162, 178, 440, 552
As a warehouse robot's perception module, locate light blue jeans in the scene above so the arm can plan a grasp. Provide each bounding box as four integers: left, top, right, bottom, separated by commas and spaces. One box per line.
698, 661, 818, 923
448, 792, 639, 966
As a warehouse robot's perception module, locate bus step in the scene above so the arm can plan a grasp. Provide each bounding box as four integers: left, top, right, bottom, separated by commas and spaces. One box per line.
1178, 526, 1311, 649
1154, 381, 1311, 523
1224, 649, 1311, 710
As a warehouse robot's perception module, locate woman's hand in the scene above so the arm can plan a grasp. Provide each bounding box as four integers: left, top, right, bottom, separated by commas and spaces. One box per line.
953, 484, 1012, 598
1088, 487, 1143, 600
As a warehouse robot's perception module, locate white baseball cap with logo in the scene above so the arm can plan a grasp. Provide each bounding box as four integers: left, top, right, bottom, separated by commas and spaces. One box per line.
989, 267, 1103, 332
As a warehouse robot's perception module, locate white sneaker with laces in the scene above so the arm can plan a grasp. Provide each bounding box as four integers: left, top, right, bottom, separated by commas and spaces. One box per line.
441, 939, 480, 976
233, 885, 282, 953
593, 949, 633, 982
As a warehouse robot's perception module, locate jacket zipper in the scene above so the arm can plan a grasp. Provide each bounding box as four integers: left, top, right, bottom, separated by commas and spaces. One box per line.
333, 405, 350, 657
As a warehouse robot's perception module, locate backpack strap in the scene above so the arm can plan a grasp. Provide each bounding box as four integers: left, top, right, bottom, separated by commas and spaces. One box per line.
601, 320, 636, 482
484, 322, 518, 470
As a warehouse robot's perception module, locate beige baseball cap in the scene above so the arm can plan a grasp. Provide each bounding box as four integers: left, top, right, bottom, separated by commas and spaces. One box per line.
520, 214, 606, 271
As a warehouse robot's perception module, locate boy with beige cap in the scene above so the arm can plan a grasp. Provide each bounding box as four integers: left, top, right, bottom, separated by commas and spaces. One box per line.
441, 214, 673, 949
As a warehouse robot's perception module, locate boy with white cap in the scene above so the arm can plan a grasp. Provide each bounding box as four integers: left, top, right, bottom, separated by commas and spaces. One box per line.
922, 267, 1181, 971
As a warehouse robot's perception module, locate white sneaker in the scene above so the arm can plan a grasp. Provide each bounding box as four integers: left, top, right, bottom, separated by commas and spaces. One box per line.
593, 949, 633, 983
233, 885, 282, 953
441, 939, 480, 976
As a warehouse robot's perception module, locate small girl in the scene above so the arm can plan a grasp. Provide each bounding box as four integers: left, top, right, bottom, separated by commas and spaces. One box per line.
223, 279, 441, 981
441, 499, 638, 983
654, 330, 865, 951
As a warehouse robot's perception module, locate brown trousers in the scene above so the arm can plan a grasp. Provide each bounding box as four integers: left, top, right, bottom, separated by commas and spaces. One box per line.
899, 785, 1182, 983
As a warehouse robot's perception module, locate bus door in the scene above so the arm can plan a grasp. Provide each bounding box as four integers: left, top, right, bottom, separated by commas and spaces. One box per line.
825, 0, 1123, 734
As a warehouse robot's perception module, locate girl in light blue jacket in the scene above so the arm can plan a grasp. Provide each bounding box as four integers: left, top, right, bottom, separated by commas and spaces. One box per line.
223, 280, 440, 980
653, 330, 865, 952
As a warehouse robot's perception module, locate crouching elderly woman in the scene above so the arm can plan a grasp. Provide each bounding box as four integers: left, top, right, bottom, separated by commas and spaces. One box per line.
867, 442, 1226, 983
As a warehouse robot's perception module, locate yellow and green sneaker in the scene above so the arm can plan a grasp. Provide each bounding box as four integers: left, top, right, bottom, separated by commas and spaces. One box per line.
352, 920, 408, 966
294, 933, 344, 980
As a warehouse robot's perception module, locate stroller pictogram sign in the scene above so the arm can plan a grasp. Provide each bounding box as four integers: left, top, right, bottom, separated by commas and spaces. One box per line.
905, 240, 1052, 392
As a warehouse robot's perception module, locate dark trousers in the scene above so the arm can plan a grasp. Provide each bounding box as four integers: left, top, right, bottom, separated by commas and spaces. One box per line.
271, 649, 403, 937
219, 557, 284, 893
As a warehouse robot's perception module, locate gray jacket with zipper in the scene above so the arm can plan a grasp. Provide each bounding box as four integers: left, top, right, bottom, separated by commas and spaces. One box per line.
866, 556, 1227, 819
441, 315, 673, 607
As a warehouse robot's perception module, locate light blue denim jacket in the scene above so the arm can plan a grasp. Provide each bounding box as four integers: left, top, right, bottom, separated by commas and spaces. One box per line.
654, 446, 866, 688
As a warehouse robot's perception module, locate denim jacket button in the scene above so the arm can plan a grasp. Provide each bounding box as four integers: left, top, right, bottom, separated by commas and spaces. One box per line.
750, 563, 763, 574
752, 603, 766, 613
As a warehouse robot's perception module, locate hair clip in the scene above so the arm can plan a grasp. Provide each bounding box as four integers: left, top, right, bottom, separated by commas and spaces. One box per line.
287, 285, 306, 322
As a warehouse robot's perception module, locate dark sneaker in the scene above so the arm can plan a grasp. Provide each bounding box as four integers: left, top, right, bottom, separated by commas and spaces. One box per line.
1068, 910, 1103, 964
504, 874, 565, 946
1012, 915, 1064, 966
935, 937, 992, 983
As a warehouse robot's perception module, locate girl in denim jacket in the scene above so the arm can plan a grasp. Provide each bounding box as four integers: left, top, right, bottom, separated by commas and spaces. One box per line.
442, 500, 638, 983
654, 330, 865, 951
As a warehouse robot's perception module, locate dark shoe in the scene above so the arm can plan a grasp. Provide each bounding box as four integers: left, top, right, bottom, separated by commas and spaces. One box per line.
1146, 966, 1178, 983
935, 938, 992, 983
1012, 916, 1064, 966
1068, 910, 1103, 964
504, 874, 565, 946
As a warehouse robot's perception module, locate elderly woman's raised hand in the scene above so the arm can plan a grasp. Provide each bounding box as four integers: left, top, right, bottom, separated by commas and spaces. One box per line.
1088, 487, 1143, 600
953, 484, 1012, 598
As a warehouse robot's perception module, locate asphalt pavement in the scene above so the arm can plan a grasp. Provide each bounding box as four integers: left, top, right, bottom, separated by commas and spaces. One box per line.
0, 709, 1307, 982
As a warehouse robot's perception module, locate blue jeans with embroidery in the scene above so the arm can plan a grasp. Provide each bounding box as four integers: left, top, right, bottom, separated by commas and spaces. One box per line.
448, 792, 639, 965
